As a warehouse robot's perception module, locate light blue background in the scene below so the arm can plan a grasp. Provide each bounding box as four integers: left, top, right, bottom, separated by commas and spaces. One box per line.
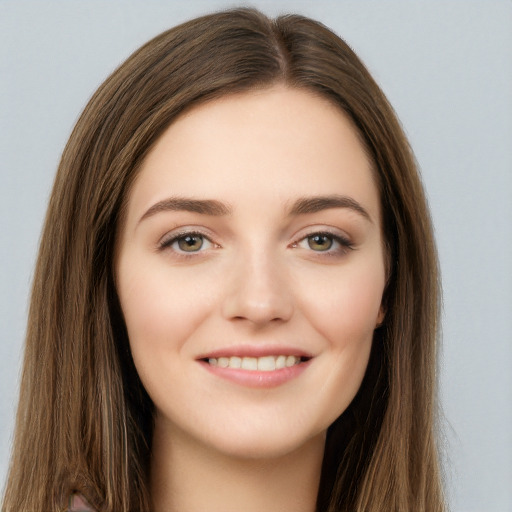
1, 2, 511, 511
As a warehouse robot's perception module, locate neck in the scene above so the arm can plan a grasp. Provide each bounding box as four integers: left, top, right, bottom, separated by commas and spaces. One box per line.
150, 420, 325, 512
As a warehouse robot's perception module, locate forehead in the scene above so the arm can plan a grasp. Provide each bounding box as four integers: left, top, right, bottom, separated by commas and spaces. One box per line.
125, 85, 380, 224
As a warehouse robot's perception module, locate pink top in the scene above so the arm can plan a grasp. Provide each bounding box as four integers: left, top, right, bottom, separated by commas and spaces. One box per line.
68, 493, 96, 512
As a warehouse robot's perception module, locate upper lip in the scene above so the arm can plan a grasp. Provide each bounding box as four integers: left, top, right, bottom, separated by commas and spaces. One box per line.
196, 345, 314, 360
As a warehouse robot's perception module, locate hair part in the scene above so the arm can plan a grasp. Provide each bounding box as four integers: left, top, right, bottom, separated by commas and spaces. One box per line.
3, 8, 444, 512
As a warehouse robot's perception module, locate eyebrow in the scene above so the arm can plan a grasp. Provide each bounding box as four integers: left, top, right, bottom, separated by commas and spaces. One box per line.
138, 194, 372, 224
288, 195, 372, 222
139, 197, 232, 223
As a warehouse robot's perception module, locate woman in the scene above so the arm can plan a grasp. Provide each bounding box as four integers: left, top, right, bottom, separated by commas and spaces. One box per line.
2, 8, 445, 512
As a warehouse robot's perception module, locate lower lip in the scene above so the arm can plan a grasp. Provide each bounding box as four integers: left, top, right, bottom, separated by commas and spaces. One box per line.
198, 359, 311, 388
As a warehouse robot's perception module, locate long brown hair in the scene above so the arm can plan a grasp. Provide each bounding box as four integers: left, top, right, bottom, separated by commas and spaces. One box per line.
2, 8, 444, 512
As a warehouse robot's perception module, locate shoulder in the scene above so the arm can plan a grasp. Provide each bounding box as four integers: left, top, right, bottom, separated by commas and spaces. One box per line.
68, 493, 97, 512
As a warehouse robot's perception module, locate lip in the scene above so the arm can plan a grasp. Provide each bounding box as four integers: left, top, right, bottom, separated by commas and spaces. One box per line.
196, 345, 314, 388
196, 345, 314, 360
198, 358, 312, 388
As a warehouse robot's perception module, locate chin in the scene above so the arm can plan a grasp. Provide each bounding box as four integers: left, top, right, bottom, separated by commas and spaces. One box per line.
198, 425, 326, 461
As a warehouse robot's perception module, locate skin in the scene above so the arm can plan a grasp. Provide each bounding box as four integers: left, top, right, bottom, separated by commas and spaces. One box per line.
116, 85, 386, 512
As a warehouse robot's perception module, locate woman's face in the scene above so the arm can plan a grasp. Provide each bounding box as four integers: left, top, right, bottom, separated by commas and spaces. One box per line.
116, 85, 386, 459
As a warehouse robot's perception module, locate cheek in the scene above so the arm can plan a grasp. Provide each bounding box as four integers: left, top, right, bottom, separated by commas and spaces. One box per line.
299, 262, 385, 349
116, 256, 218, 372
296, 265, 384, 428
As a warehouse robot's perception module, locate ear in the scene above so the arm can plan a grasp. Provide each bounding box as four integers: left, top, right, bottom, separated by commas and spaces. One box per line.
375, 305, 385, 328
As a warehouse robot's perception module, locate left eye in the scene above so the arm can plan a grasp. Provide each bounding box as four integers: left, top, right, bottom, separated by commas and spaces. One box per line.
296, 232, 352, 253
305, 234, 334, 251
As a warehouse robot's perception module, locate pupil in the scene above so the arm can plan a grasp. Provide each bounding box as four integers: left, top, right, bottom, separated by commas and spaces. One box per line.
179, 235, 203, 252
309, 234, 332, 251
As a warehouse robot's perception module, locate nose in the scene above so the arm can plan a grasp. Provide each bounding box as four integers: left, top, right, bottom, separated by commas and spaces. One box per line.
221, 250, 294, 326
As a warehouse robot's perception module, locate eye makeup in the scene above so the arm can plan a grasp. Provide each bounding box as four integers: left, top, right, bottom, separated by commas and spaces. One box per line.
292, 230, 355, 258
157, 225, 355, 263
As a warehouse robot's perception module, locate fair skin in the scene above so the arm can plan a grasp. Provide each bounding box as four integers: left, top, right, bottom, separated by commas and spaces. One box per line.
116, 85, 386, 512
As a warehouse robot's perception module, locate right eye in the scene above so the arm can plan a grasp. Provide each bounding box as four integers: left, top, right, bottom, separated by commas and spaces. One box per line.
160, 231, 214, 254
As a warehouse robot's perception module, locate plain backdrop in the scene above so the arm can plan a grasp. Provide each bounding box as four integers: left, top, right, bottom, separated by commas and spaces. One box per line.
1, 1, 511, 511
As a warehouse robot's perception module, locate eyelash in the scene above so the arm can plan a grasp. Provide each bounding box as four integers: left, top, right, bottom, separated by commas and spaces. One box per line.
293, 231, 354, 256
159, 230, 214, 258
158, 229, 354, 258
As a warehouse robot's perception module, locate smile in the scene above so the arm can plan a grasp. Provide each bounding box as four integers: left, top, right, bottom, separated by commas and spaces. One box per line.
198, 349, 312, 388
207, 355, 303, 371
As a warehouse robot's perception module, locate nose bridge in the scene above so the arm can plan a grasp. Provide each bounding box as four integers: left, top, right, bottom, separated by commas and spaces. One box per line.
222, 242, 293, 325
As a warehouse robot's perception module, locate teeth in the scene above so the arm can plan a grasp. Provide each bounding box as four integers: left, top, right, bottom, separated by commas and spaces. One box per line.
229, 356, 242, 368
258, 356, 275, 371
207, 355, 302, 371
241, 357, 258, 370
276, 355, 286, 369
286, 355, 297, 367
